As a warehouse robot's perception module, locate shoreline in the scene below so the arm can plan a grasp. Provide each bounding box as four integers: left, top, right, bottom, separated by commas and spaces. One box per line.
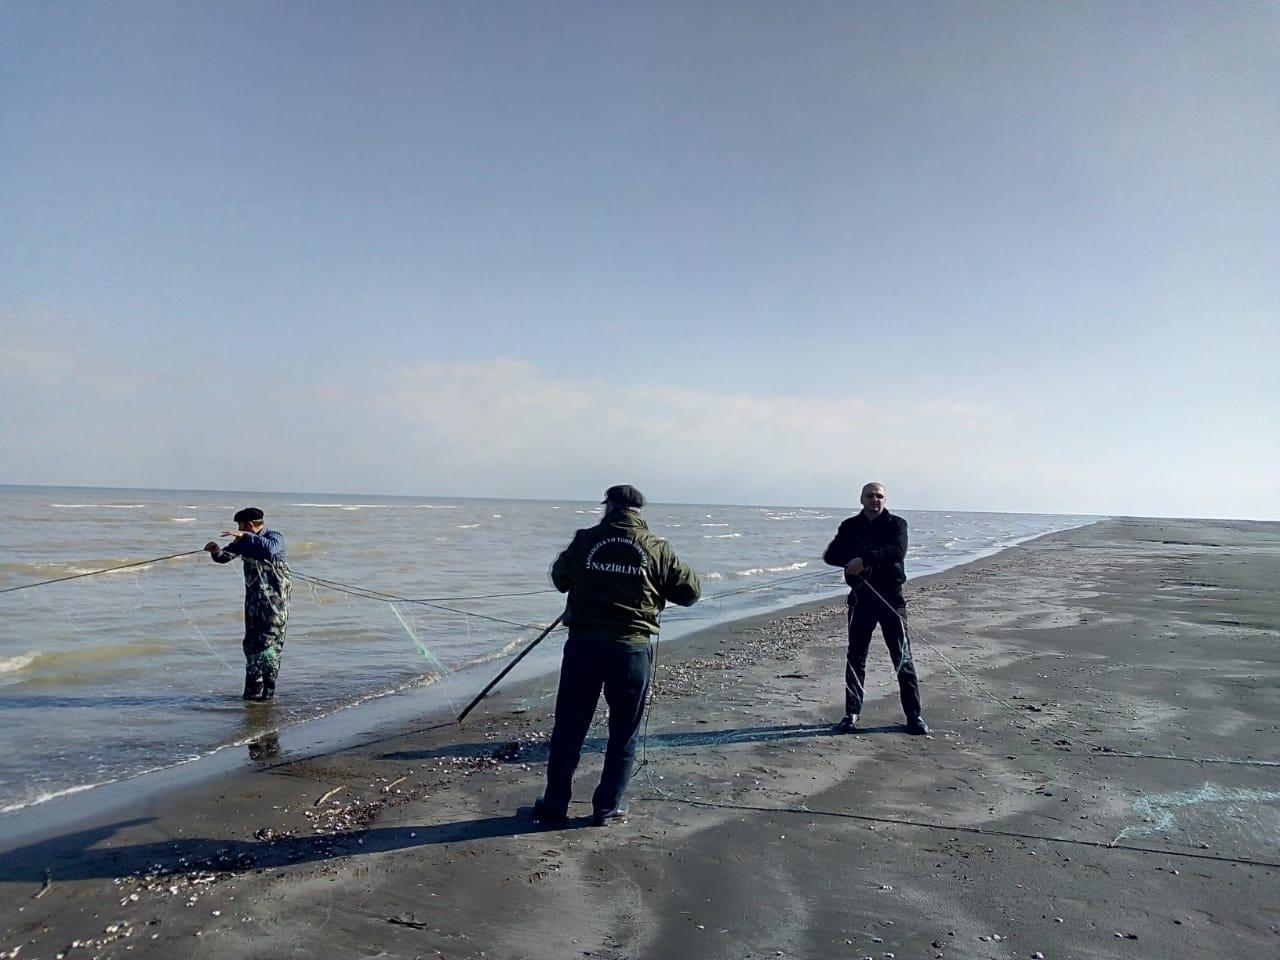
0, 519, 1098, 832
2, 516, 1276, 959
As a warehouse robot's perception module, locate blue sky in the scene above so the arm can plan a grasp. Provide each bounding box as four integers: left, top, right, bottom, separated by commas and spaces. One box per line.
2, 2, 1276, 517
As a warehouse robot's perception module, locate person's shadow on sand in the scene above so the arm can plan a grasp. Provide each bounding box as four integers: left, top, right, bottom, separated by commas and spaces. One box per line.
379, 720, 900, 763
0, 811, 566, 886
0, 723, 910, 886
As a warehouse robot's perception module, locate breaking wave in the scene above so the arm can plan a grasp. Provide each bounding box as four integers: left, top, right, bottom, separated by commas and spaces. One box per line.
51, 504, 147, 509
728, 563, 808, 577
0, 652, 40, 675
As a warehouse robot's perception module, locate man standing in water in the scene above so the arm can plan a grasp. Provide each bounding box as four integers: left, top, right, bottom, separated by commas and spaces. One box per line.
823, 482, 928, 735
534, 485, 701, 828
204, 507, 291, 701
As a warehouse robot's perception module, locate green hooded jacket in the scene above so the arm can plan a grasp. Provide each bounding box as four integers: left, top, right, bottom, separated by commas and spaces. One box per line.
550, 508, 701, 643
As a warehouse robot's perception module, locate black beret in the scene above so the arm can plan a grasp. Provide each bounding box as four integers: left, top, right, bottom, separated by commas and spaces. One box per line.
602, 485, 646, 509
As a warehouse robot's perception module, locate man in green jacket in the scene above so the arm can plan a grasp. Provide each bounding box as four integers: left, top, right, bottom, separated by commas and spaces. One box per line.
534, 485, 701, 828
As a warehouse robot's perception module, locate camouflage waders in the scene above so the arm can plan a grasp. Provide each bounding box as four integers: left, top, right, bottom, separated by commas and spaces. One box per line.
240, 556, 291, 699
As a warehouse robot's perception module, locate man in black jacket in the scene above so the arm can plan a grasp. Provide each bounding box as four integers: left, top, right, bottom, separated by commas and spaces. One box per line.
534, 484, 701, 828
823, 482, 928, 735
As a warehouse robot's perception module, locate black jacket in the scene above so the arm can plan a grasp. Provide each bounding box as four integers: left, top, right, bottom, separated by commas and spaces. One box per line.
822, 510, 909, 602
551, 509, 701, 643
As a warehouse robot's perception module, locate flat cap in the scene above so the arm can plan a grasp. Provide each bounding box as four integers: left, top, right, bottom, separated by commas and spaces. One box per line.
602, 484, 646, 509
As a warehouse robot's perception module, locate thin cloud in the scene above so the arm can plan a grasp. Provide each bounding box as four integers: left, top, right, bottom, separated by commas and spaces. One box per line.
322, 358, 1021, 504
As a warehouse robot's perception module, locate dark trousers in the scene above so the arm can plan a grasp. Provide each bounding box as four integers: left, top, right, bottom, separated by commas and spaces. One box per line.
543, 633, 653, 817
845, 590, 922, 720
242, 627, 286, 698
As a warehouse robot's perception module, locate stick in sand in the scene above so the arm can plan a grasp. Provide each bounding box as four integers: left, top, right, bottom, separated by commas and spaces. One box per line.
315, 786, 346, 806
456, 614, 563, 724
382, 775, 409, 793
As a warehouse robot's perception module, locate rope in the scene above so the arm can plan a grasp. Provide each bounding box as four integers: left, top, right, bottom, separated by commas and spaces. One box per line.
855, 578, 1279, 769
9, 536, 1274, 866
704, 568, 834, 601
627, 569, 1279, 873
288, 564, 845, 632
0, 550, 205, 595
298, 567, 837, 609
10, 550, 1271, 767
291, 571, 547, 631
414, 588, 558, 601
637, 785, 1280, 869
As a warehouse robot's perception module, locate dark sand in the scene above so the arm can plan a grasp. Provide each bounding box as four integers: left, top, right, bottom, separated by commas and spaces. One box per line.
1, 518, 1277, 960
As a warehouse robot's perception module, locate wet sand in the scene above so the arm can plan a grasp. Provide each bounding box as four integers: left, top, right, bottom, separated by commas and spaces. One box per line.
1, 517, 1277, 960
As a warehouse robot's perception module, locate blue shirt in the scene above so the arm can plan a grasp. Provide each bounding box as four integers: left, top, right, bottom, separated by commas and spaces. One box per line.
213, 529, 287, 564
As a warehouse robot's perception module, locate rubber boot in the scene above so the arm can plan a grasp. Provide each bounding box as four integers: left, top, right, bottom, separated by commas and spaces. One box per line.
242, 674, 264, 700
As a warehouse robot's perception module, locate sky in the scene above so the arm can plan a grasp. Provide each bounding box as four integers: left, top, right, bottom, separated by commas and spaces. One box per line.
2, 2, 1277, 518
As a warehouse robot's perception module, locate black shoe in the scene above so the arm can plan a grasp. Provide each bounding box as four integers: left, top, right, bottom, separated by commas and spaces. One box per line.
532, 797, 568, 828
260, 678, 276, 700
590, 799, 630, 827
905, 716, 930, 736
835, 714, 859, 734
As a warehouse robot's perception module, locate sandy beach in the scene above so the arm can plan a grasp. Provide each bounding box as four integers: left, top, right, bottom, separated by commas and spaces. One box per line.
1, 517, 1276, 960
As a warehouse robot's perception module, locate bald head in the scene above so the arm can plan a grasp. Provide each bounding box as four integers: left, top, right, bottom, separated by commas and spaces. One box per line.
860, 482, 887, 519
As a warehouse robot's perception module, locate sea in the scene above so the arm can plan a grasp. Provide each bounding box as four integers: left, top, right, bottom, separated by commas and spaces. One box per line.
0, 485, 1097, 815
